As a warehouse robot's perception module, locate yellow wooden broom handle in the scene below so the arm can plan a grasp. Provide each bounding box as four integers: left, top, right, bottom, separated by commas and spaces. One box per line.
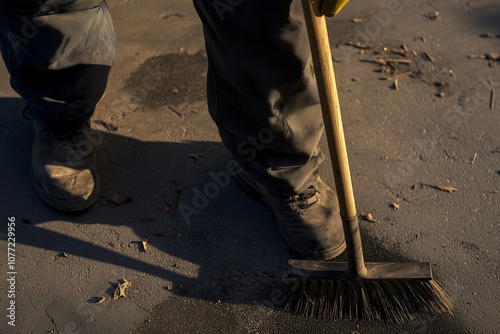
301, 0, 367, 277
301, 0, 356, 218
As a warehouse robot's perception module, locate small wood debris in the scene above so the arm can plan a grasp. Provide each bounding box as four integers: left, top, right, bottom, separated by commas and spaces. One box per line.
58, 252, 68, 258
487, 53, 500, 61
372, 58, 387, 66
363, 213, 378, 223
426, 11, 441, 21
391, 49, 406, 57
96, 296, 106, 304
390, 202, 400, 210
468, 53, 500, 63
378, 66, 391, 74
433, 81, 448, 97
390, 48, 407, 57
107, 193, 132, 206
468, 54, 486, 59
113, 279, 132, 300
141, 240, 148, 252
359, 41, 451, 93
434, 81, 446, 87
168, 106, 182, 117
437, 185, 458, 193
490, 89, 495, 110
215, 299, 222, 305
374, 58, 411, 66
94, 120, 118, 132
479, 33, 500, 38
391, 79, 399, 90
421, 183, 458, 193
344, 41, 371, 50
471, 152, 478, 164
351, 18, 363, 23
422, 51, 435, 62
383, 71, 413, 81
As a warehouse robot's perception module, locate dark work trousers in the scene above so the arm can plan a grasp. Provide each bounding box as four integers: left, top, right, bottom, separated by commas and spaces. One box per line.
193, 0, 325, 195
0, 0, 115, 130
0, 0, 325, 195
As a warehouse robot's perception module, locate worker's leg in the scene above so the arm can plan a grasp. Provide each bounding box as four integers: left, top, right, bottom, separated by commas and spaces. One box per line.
0, 0, 116, 211
0, 0, 115, 128
193, 0, 324, 196
193, 0, 345, 259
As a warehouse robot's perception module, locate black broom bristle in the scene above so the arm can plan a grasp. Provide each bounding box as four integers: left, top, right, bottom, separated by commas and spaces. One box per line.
284, 278, 453, 324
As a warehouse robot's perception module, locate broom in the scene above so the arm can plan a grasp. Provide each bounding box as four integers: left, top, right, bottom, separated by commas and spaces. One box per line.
283, 0, 454, 323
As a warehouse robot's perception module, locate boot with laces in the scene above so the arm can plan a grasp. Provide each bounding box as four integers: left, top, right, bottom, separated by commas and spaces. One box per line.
31, 119, 100, 211
234, 171, 346, 260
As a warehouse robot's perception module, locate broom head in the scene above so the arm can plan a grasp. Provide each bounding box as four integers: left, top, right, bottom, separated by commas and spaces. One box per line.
284, 260, 454, 323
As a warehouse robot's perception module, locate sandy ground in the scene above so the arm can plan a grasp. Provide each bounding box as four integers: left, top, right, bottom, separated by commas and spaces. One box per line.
0, 0, 499, 333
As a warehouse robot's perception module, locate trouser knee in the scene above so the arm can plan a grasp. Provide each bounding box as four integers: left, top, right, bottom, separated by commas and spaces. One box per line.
0, 0, 115, 127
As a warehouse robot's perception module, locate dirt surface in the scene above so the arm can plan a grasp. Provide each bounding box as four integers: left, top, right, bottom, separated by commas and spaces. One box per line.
0, 0, 499, 333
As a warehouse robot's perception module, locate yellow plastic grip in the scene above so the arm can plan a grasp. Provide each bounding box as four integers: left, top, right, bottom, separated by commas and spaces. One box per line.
321, 0, 350, 17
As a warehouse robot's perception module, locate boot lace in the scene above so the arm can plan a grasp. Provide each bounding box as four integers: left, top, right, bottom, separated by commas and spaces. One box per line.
289, 185, 319, 212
